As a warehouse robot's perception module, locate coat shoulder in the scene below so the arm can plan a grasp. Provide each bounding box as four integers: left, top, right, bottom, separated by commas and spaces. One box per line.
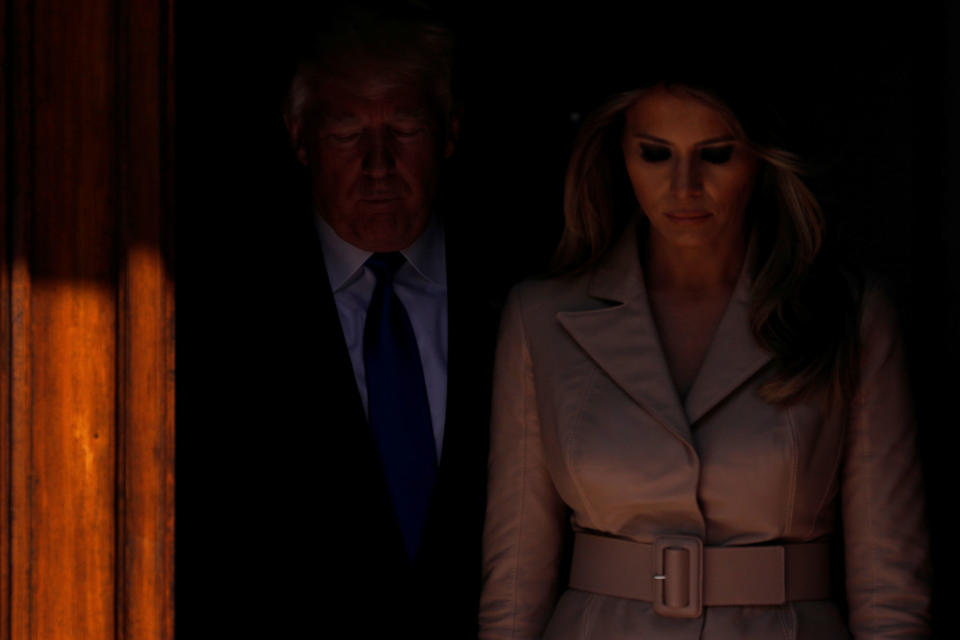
504, 270, 600, 321
857, 274, 902, 345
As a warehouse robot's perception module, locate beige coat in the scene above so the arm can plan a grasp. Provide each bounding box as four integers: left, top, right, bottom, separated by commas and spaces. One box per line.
479, 224, 930, 639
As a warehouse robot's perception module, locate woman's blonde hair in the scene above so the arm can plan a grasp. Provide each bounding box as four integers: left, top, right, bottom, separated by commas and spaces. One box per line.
554, 84, 861, 406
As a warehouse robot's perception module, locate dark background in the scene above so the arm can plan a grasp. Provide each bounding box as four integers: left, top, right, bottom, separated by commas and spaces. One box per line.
175, 2, 957, 634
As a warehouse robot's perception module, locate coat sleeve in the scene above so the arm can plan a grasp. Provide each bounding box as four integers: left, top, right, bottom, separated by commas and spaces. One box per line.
842, 284, 932, 638
479, 286, 568, 639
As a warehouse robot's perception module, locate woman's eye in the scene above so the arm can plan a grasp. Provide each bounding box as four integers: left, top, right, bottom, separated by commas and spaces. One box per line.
640, 145, 670, 163
701, 145, 734, 164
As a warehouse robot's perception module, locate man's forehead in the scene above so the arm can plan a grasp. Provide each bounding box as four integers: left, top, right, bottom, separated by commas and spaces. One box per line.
314, 66, 435, 114
317, 101, 432, 123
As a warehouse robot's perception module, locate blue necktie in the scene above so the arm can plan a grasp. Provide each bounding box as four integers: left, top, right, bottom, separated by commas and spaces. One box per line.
363, 252, 438, 561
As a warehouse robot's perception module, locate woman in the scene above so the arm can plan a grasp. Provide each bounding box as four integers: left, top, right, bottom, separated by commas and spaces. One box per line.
479, 79, 930, 639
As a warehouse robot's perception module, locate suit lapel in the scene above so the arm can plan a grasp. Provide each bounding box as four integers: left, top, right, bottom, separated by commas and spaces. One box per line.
415, 215, 494, 603
556, 222, 693, 445
298, 213, 369, 432
683, 246, 773, 425
433, 214, 497, 495
436, 208, 498, 474
438, 229, 491, 467
285, 210, 412, 566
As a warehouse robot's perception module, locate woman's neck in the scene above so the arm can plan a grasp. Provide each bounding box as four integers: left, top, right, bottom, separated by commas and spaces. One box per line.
643, 228, 746, 295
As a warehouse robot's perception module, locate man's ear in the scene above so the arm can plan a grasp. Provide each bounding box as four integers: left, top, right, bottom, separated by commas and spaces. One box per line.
284, 113, 309, 166
444, 105, 462, 159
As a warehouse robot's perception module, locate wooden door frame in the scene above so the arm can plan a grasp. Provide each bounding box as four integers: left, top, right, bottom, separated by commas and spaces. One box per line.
1, 0, 175, 638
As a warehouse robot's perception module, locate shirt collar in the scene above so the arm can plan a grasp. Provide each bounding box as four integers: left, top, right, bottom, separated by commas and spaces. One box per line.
315, 215, 371, 293
401, 213, 447, 287
315, 213, 447, 292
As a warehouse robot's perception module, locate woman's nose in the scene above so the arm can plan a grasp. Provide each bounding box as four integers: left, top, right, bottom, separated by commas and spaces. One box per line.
670, 156, 703, 196
362, 134, 396, 177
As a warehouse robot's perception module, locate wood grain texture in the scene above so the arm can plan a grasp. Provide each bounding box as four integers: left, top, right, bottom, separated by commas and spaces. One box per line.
2, 0, 175, 637
116, 0, 175, 637
29, 284, 117, 639
6, 0, 38, 636
0, 0, 10, 634
27, 0, 119, 635
118, 249, 174, 640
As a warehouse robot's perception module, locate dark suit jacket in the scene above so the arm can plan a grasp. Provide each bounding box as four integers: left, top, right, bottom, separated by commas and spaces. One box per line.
249, 205, 499, 637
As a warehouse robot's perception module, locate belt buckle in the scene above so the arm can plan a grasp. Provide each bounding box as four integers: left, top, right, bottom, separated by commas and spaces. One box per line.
652, 535, 703, 618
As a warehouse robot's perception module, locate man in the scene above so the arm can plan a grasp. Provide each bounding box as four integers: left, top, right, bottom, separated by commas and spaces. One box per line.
259, 4, 497, 637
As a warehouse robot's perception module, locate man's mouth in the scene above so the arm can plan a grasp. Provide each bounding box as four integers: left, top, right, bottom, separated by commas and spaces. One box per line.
360, 194, 402, 202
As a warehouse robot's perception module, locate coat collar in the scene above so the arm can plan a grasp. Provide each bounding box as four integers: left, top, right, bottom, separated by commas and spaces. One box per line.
556, 220, 772, 444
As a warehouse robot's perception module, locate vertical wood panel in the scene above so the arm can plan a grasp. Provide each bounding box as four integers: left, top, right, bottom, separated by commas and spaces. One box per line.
8, 256, 33, 640
0, 0, 11, 635
119, 250, 174, 640
29, 284, 116, 638
6, 0, 37, 636
2, 0, 175, 637
118, 0, 175, 635
24, 0, 119, 636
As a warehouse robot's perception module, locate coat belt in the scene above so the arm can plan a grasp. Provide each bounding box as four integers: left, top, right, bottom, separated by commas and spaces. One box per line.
568, 532, 833, 618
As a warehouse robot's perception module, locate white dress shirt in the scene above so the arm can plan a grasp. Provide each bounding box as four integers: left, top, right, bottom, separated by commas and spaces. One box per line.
316, 214, 448, 459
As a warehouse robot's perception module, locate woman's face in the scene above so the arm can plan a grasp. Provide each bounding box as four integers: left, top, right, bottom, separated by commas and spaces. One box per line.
621, 86, 758, 251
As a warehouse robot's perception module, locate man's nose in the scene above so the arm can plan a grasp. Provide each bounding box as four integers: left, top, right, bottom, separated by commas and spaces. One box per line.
362, 134, 396, 178
670, 156, 703, 196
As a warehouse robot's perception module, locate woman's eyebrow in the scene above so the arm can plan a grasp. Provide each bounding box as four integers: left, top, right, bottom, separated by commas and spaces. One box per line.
698, 135, 736, 145
629, 133, 736, 146
630, 132, 670, 144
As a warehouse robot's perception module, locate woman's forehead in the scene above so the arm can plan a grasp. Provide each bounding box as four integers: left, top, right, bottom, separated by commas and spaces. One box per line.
623, 86, 739, 144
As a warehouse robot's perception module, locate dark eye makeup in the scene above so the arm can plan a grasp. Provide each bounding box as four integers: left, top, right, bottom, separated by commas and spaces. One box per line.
701, 145, 734, 164
639, 145, 671, 163
638, 144, 736, 165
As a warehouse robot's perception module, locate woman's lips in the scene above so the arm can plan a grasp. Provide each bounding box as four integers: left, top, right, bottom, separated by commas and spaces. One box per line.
665, 209, 711, 222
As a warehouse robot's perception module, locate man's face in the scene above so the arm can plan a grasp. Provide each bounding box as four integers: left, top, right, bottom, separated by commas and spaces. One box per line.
294, 68, 454, 252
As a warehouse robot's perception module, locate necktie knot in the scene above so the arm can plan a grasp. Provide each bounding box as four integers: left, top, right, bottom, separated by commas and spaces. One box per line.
365, 252, 406, 281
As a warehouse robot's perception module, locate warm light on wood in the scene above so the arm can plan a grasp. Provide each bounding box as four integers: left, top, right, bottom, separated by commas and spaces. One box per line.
1, 0, 175, 637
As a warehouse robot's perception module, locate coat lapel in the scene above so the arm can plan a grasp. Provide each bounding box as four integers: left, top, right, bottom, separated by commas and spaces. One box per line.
556, 222, 692, 444
683, 246, 773, 425
556, 221, 775, 438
